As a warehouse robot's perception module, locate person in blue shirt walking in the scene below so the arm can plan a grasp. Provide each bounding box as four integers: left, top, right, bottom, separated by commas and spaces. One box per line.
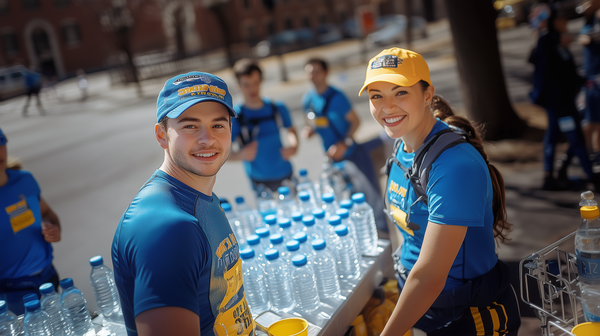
229, 59, 298, 193
22, 66, 44, 117
360, 48, 520, 335
580, 4, 600, 158
112, 72, 255, 336
0, 127, 62, 315
302, 58, 380, 194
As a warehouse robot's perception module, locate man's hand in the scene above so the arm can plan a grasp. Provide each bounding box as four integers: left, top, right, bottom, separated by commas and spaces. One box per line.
42, 221, 61, 243
327, 141, 347, 162
240, 142, 258, 161
302, 126, 315, 139
280, 146, 297, 160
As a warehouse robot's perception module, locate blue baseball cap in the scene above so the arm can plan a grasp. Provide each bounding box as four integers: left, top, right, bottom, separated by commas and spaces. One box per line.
156, 72, 237, 123
0, 128, 6, 146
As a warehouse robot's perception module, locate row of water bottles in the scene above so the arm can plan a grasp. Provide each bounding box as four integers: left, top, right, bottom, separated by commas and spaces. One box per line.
0, 256, 123, 336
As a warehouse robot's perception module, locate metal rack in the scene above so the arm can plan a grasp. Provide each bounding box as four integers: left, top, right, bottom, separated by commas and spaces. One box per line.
520, 231, 584, 336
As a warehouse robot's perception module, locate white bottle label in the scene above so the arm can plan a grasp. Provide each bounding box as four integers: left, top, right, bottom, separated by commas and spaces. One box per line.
577, 249, 600, 281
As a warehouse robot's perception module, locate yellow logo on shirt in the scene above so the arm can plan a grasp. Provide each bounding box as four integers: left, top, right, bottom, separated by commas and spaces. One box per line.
389, 181, 407, 197
5, 197, 35, 234
214, 259, 255, 335
216, 234, 238, 258
314, 116, 329, 128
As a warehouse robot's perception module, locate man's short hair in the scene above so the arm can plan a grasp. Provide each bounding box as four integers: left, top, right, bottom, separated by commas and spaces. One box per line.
233, 58, 262, 80
306, 58, 328, 72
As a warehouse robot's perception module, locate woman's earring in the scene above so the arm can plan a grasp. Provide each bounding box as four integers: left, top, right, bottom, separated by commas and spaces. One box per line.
425, 101, 430, 106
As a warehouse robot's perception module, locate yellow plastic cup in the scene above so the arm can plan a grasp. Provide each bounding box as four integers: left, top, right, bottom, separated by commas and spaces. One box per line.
572, 322, 600, 336
268, 318, 309, 336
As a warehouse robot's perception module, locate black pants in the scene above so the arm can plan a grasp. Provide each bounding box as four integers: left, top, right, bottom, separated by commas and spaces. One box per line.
0, 263, 59, 315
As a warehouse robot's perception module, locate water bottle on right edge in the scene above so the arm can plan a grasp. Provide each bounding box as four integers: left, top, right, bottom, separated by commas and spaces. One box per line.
290, 255, 321, 315
351, 193, 379, 255
240, 248, 270, 314
0, 300, 19, 336
576, 191, 600, 322
39, 283, 71, 336
89, 256, 123, 324
23, 300, 52, 336
60, 278, 95, 336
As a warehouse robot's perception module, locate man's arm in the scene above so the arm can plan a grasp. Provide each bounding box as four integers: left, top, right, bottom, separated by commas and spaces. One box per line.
229, 141, 258, 162
281, 127, 299, 160
344, 109, 361, 139
136, 307, 201, 336
327, 109, 361, 161
40, 197, 61, 243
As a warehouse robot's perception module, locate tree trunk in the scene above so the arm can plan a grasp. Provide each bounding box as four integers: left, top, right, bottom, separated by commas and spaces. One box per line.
444, 0, 526, 140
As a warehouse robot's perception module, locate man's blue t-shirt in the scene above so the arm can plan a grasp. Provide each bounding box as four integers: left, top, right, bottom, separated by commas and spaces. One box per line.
386, 120, 497, 291
231, 99, 293, 182
0, 170, 53, 280
301, 86, 356, 158
112, 170, 255, 336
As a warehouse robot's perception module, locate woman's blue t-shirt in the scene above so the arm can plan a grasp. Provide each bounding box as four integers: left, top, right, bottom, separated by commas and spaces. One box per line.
387, 120, 497, 290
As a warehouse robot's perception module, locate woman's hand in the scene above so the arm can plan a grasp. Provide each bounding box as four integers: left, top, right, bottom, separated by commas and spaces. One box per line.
42, 221, 61, 243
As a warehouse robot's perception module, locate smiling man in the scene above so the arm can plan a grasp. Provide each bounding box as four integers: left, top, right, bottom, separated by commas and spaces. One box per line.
111, 72, 255, 336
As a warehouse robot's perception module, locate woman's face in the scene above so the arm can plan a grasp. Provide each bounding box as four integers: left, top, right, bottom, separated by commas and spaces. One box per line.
367, 81, 434, 139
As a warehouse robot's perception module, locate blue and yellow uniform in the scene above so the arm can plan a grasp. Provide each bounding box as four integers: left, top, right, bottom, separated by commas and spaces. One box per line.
112, 170, 255, 336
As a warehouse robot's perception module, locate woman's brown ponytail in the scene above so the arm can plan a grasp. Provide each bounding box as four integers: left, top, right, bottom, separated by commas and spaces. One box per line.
421, 81, 512, 243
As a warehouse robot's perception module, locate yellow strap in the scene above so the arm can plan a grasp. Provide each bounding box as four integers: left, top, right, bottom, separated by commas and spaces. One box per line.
487, 305, 500, 336
470, 307, 485, 336
495, 301, 509, 333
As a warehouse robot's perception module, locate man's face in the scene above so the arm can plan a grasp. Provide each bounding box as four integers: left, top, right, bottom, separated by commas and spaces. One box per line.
161, 101, 232, 178
305, 62, 327, 88
238, 70, 262, 101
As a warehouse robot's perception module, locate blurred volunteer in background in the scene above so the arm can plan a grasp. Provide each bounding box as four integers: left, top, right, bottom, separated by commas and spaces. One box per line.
230, 59, 298, 193
360, 48, 520, 335
112, 72, 255, 336
0, 127, 62, 315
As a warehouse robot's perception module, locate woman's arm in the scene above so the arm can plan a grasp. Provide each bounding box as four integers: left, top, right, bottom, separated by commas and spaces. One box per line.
40, 197, 61, 243
380, 222, 468, 336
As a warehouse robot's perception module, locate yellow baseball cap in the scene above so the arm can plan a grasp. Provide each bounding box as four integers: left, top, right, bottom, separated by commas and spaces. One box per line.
359, 48, 431, 96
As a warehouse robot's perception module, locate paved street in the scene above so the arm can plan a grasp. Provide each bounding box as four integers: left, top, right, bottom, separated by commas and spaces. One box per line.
0, 18, 590, 334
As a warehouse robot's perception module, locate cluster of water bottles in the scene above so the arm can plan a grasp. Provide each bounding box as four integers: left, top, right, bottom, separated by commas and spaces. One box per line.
576, 191, 600, 322
223, 168, 379, 318
0, 256, 124, 336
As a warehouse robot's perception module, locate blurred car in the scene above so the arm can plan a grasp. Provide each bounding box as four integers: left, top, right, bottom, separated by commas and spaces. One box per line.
366, 15, 427, 46
315, 24, 343, 45
0, 65, 27, 101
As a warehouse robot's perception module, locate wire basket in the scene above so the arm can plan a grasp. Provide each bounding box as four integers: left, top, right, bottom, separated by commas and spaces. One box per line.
520, 231, 585, 336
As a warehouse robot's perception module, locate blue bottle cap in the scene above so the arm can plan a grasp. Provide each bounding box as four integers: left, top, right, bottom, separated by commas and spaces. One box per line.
293, 231, 308, 243
90, 255, 103, 267
246, 234, 260, 246
334, 225, 349, 237
255, 227, 270, 238
286, 240, 300, 252
0, 301, 6, 314
278, 218, 292, 229
336, 208, 349, 219
333, 161, 346, 169
311, 239, 326, 251
221, 203, 232, 212
292, 254, 308, 267
351, 193, 365, 204
278, 186, 290, 196
240, 248, 255, 260
59, 278, 74, 289
291, 211, 303, 222
299, 169, 308, 177
264, 214, 277, 225
23, 293, 37, 304
39, 283, 55, 295
264, 248, 280, 260
302, 215, 315, 226
298, 191, 310, 201
340, 199, 353, 209
270, 234, 284, 245
322, 193, 335, 204
235, 196, 245, 204
328, 215, 341, 226
24, 300, 40, 312
312, 209, 325, 219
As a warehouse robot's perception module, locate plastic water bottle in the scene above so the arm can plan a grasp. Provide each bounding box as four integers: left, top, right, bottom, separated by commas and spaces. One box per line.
263, 249, 295, 313
269, 234, 289, 263
255, 227, 271, 253
331, 162, 349, 200
0, 300, 19, 336
59, 278, 95, 336
576, 191, 600, 321
302, 215, 323, 240
290, 255, 321, 314
89, 256, 123, 323
247, 234, 265, 261
312, 209, 328, 234
339, 199, 353, 211
334, 225, 361, 283
264, 214, 279, 235
278, 218, 294, 242
311, 239, 342, 300
324, 216, 342, 258
321, 193, 339, 219
336, 208, 362, 263
23, 300, 51, 336
351, 193, 379, 255
296, 169, 318, 205
23, 293, 38, 305
277, 186, 297, 219
297, 191, 317, 217
285, 240, 302, 263
222, 203, 246, 245
293, 231, 313, 255
240, 248, 270, 314
235, 196, 262, 239
319, 160, 336, 198
257, 186, 278, 218
39, 283, 71, 336
290, 212, 304, 234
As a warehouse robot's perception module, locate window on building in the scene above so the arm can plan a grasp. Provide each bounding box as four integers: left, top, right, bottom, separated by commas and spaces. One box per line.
266, 21, 275, 35
54, 0, 70, 8
22, 0, 40, 10
302, 16, 310, 28
0, 0, 9, 15
284, 17, 292, 31
61, 22, 81, 46
242, 0, 251, 10
1, 32, 19, 55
